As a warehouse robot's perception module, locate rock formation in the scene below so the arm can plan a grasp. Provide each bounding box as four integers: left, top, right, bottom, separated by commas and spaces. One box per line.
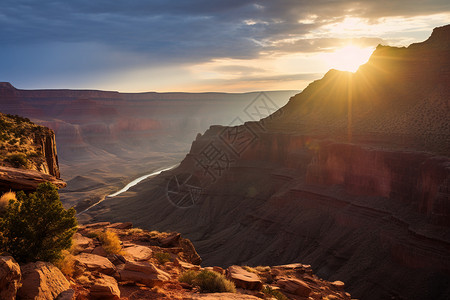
0, 113, 64, 192
85, 25, 450, 300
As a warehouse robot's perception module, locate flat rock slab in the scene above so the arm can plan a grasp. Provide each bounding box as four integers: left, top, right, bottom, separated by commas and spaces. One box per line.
73, 233, 93, 248
119, 261, 170, 287
124, 245, 153, 261
226, 266, 262, 291
74, 253, 116, 275
277, 277, 311, 297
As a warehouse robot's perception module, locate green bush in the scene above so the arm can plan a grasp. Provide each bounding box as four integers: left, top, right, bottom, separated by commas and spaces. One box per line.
0, 182, 78, 263
179, 270, 236, 293
5, 153, 28, 168
154, 252, 172, 264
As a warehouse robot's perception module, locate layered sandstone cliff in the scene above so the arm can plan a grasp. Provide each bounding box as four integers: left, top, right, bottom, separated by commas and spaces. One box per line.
0, 113, 64, 191
85, 25, 450, 300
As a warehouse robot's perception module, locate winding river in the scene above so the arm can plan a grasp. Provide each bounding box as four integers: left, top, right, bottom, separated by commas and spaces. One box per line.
79, 164, 178, 214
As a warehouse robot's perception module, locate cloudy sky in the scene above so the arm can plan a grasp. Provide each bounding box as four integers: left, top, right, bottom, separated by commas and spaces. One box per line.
1, 0, 449, 92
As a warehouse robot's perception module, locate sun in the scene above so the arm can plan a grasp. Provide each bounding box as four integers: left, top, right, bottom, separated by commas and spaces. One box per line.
323, 45, 374, 72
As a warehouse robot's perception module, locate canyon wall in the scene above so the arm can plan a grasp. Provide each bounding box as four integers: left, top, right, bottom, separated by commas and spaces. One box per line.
84, 25, 450, 300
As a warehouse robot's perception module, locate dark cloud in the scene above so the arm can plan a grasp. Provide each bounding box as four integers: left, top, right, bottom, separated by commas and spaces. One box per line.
0, 0, 448, 88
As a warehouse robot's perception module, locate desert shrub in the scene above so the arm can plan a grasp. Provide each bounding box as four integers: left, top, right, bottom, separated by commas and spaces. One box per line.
179, 270, 236, 293
5, 153, 28, 168
154, 252, 172, 264
262, 285, 288, 300
127, 228, 143, 235
0, 182, 77, 263
55, 250, 75, 276
0, 191, 16, 211
97, 230, 122, 255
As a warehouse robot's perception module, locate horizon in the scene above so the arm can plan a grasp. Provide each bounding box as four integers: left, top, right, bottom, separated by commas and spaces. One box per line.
1, 1, 449, 93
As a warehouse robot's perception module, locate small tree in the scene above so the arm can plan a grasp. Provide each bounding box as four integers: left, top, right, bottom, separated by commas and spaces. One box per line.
0, 182, 77, 263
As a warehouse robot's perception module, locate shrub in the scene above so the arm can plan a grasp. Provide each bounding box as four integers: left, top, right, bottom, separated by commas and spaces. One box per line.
97, 230, 122, 255
5, 153, 28, 168
127, 228, 143, 235
0, 182, 78, 263
154, 252, 172, 264
179, 270, 236, 293
55, 250, 75, 276
0, 191, 16, 211
262, 285, 288, 300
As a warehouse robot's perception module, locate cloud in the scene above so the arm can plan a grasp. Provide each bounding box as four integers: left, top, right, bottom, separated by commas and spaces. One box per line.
0, 0, 449, 89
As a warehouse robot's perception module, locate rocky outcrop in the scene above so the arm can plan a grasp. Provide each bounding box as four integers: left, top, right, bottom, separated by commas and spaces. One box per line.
74, 253, 116, 275
0, 256, 21, 300
33, 130, 60, 178
89, 273, 120, 300
17, 261, 71, 300
226, 266, 262, 290
0, 166, 66, 192
118, 261, 171, 287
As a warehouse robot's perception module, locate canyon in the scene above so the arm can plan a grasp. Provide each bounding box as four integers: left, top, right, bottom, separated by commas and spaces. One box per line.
0, 82, 296, 209
83, 25, 450, 300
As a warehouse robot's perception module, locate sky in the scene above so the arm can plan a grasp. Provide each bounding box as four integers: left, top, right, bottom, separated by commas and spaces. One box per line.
1, 0, 449, 92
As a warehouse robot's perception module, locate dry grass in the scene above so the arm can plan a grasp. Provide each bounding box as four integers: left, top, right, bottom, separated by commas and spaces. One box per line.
262, 285, 288, 300
154, 252, 172, 264
0, 191, 16, 211
97, 230, 123, 255
127, 228, 144, 235
55, 250, 75, 276
179, 270, 236, 293
243, 265, 270, 274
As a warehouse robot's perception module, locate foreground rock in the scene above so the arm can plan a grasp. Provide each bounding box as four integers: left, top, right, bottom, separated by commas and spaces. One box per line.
0, 256, 21, 300
17, 261, 70, 300
74, 253, 116, 275
89, 273, 120, 299
226, 266, 262, 290
118, 261, 170, 287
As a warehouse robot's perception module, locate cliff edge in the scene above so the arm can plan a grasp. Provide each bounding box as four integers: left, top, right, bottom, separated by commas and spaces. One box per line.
0, 112, 65, 191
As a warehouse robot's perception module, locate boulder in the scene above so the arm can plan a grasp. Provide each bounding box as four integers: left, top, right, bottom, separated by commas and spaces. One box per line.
92, 246, 108, 257
124, 245, 153, 261
226, 266, 262, 290
178, 260, 201, 271
74, 253, 116, 275
72, 233, 93, 249
0, 256, 21, 300
158, 232, 181, 247
277, 278, 311, 297
17, 261, 71, 300
89, 273, 120, 299
119, 261, 170, 287
331, 280, 345, 290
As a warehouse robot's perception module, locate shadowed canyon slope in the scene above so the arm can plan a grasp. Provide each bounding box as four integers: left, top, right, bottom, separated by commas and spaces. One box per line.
0, 82, 296, 208
84, 25, 450, 300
